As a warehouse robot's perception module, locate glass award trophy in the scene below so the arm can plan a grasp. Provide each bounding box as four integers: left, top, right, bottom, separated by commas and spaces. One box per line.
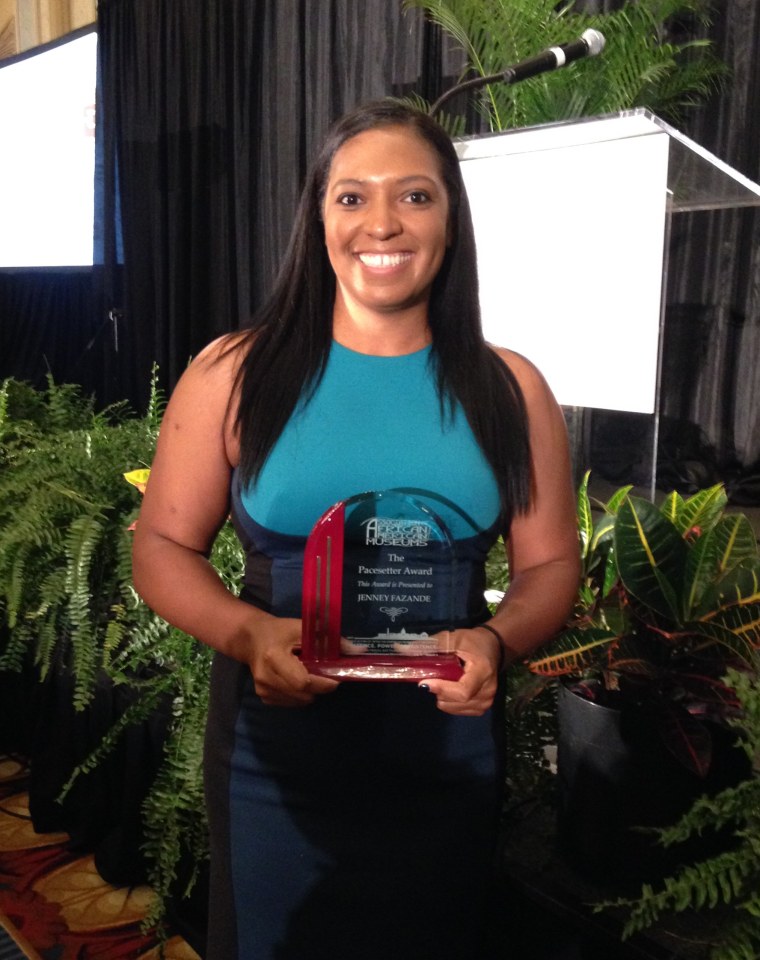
301, 491, 464, 681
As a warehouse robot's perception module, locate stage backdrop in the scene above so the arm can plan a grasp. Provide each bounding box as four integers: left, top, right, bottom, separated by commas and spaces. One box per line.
1, 0, 758, 497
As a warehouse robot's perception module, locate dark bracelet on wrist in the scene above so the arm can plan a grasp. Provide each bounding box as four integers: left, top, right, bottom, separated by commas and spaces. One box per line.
476, 622, 507, 672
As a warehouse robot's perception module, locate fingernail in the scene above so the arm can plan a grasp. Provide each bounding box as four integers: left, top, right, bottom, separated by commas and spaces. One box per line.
419, 683, 430, 692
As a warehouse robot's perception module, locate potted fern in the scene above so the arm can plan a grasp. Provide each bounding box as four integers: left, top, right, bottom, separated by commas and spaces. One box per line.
525, 474, 760, 885
0, 373, 242, 945
600, 666, 760, 959
0, 375, 168, 850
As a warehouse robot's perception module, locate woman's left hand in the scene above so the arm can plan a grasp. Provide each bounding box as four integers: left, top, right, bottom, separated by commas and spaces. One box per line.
419, 627, 501, 716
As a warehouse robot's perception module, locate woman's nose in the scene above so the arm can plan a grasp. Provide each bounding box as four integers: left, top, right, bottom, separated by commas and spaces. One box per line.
364, 200, 402, 239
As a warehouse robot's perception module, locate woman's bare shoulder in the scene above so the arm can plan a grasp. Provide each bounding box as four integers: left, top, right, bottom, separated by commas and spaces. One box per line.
191, 331, 249, 376
160, 332, 252, 464
169, 332, 249, 404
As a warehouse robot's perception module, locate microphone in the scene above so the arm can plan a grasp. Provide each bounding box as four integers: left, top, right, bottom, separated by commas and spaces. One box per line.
429, 29, 606, 115
503, 29, 606, 84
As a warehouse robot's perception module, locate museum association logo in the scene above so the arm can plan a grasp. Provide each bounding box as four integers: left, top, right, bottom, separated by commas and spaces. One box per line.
362, 517, 433, 547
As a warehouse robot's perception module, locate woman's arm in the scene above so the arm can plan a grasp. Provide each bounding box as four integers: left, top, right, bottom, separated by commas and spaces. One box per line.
132, 337, 338, 706
422, 348, 580, 716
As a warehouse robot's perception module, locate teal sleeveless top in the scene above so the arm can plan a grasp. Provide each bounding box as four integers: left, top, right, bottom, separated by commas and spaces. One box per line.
238, 341, 501, 538
231, 341, 502, 623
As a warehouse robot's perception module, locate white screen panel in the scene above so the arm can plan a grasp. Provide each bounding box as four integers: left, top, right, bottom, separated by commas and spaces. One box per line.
459, 130, 669, 413
0, 30, 97, 268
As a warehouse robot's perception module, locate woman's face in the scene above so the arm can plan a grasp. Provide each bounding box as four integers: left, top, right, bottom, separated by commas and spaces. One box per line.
321, 125, 451, 320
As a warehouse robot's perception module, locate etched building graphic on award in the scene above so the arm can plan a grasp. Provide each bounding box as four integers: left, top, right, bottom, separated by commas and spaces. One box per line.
301, 490, 463, 680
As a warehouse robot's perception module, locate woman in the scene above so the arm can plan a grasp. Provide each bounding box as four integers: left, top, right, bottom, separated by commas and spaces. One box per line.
133, 100, 579, 960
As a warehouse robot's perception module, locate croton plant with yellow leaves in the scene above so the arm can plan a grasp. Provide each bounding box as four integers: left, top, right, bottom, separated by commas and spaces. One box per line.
525, 473, 760, 777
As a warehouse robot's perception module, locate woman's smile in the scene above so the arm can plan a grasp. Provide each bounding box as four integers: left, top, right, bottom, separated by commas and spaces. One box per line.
356, 251, 414, 269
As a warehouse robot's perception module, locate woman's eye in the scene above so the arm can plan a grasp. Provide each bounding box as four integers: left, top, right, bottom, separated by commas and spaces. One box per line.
337, 193, 362, 206
406, 191, 431, 204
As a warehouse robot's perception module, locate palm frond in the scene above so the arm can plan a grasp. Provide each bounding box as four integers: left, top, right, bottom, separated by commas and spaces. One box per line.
406, 0, 725, 131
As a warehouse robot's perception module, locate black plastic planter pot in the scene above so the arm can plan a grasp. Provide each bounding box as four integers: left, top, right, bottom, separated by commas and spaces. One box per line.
556, 682, 749, 891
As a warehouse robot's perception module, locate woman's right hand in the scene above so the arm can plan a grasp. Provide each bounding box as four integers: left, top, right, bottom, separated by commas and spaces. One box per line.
246, 615, 339, 707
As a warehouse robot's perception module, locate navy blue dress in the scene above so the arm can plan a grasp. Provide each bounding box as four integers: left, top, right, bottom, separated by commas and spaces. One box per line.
204, 344, 506, 959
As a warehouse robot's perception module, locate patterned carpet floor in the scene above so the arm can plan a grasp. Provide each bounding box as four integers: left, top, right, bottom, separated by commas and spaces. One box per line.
0, 755, 200, 960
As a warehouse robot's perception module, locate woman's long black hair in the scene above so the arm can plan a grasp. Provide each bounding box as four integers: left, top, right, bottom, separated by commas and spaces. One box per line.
231, 99, 532, 527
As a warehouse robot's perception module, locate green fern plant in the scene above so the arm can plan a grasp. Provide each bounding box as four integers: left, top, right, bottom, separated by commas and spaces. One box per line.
598, 667, 760, 959
120, 521, 243, 932
404, 0, 725, 131
0, 371, 164, 704
0, 370, 241, 937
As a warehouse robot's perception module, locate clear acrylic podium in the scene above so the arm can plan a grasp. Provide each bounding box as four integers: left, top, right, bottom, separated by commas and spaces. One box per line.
455, 109, 760, 495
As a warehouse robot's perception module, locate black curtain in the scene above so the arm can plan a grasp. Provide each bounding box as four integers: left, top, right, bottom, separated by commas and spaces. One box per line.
581, 0, 760, 498
0, 267, 129, 405
94, 0, 452, 410
0, 270, 101, 395
660, 0, 760, 499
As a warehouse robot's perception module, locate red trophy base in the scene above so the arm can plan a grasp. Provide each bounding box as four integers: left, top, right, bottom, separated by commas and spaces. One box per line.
301, 652, 464, 682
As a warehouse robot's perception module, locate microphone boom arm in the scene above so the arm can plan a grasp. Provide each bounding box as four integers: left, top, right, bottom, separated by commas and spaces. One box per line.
429, 65, 533, 116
